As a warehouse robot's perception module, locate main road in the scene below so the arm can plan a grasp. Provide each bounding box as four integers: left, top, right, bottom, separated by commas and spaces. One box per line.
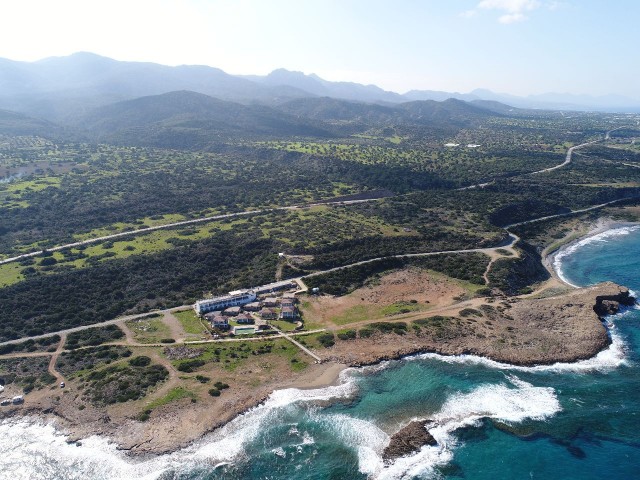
0, 198, 378, 266
460, 128, 620, 190
2, 193, 636, 349
0, 127, 623, 266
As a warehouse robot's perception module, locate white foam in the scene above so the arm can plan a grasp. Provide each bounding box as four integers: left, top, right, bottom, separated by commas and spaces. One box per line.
272, 446, 286, 457
357, 319, 627, 379
0, 419, 170, 480
313, 413, 389, 477
553, 225, 640, 287
410, 321, 628, 374
342, 376, 562, 480
0, 378, 358, 480
187, 378, 358, 462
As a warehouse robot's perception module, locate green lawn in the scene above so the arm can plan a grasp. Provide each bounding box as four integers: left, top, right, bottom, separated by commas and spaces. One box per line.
270, 320, 298, 332
174, 310, 208, 335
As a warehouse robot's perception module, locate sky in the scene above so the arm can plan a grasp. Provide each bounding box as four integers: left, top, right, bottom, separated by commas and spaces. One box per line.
1, 0, 638, 99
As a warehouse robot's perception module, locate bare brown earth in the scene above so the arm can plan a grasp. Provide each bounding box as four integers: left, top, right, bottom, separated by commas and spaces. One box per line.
0, 273, 631, 455
303, 268, 476, 328
321, 282, 632, 367
8, 348, 347, 455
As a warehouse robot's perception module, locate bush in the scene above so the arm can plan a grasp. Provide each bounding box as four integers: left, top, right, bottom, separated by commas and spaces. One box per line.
358, 328, 374, 338
317, 333, 335, 348
66, 325, 125, 350
129, 356, 151, 367
177, 359, 205, 373
459, 308, 482, 318
370, 322, 407, 335
337, 329, 356, 341
160, 338, 176, 344
40, 257, 58, 266
208, 388, 221, 397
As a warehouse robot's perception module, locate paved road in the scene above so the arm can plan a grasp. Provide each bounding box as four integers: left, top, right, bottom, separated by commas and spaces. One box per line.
302, 241, 518, 279
3, 194, 635, 350
459, 128, 620, 191
531, 139, 599, 174
0, 306, 191, 347
0, 198, 380, 266
503, 196, 639, 230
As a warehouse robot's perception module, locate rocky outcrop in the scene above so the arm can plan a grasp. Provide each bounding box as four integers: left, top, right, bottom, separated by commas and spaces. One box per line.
383, 420, 437, 462
325, 282, 637, 367
594, 286, 636, 316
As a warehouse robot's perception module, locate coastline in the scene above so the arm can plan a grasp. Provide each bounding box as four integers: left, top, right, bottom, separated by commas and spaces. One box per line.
543, 218, 640, 288
2, 219, 638, 459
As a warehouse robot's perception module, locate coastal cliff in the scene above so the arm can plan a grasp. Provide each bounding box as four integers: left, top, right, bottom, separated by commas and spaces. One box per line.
324, 282, 635, 367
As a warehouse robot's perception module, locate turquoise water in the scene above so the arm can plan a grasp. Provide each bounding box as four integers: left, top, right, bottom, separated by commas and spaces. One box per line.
1, 226, 639, 479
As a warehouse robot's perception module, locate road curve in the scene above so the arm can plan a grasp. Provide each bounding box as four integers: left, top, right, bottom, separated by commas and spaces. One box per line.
2, 193, 635, 349
459, 128, 621, 191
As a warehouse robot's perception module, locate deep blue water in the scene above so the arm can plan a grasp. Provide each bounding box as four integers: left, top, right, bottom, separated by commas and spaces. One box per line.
1, 227, 639, 480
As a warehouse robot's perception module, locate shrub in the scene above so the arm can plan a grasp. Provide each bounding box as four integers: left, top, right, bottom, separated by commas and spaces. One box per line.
208, 388, 221, 397
370, 322, 407, 335
317, 333, 335, 348
337, 329, 356, 341
177, 359, 205, 373
358, 328, 374, 338
129, 356, 152, 367
459, 308, 482, 318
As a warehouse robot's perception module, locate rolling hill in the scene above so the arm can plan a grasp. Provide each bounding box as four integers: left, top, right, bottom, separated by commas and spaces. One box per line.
69, 90, 335, 147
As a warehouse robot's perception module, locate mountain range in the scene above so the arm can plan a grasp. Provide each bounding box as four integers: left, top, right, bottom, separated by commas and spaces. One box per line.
1, 52, 639, 123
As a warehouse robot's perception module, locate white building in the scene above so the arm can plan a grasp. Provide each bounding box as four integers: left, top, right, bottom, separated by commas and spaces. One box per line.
194, 290, 257, 315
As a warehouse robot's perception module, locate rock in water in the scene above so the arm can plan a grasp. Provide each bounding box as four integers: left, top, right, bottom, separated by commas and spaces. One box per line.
594, 286, 636, 316
383, 420, 437, 462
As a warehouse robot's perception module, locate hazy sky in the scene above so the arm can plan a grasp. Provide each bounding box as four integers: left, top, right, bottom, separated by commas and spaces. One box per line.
1, 0, 638, 98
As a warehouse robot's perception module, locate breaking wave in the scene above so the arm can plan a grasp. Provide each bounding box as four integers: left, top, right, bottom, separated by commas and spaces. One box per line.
0, 377, 358, 480
321, 376, 561, 480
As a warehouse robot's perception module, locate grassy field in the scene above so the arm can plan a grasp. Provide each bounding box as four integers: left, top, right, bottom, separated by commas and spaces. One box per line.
126, 316, 172, 344
328, 301, 426, 326
167, 338, 308, 373
270, 320, 299, 331
143, 386, 196, 411
173, 310, 208, 336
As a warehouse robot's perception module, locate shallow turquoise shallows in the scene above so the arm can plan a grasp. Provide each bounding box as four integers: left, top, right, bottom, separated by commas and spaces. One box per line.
1, 226, 639, 480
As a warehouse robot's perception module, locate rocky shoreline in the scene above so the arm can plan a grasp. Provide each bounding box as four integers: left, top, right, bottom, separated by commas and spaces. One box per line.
1, 281, 633, 458
323, 282, 634, 368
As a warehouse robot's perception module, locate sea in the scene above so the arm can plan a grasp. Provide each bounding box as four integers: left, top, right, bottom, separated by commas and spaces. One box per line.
1, 225, 639, 480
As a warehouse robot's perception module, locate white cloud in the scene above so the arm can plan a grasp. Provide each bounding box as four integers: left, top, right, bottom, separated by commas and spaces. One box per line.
465, 0, 543, 23
478, 0, 540, 13
499, 12, 526, 23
